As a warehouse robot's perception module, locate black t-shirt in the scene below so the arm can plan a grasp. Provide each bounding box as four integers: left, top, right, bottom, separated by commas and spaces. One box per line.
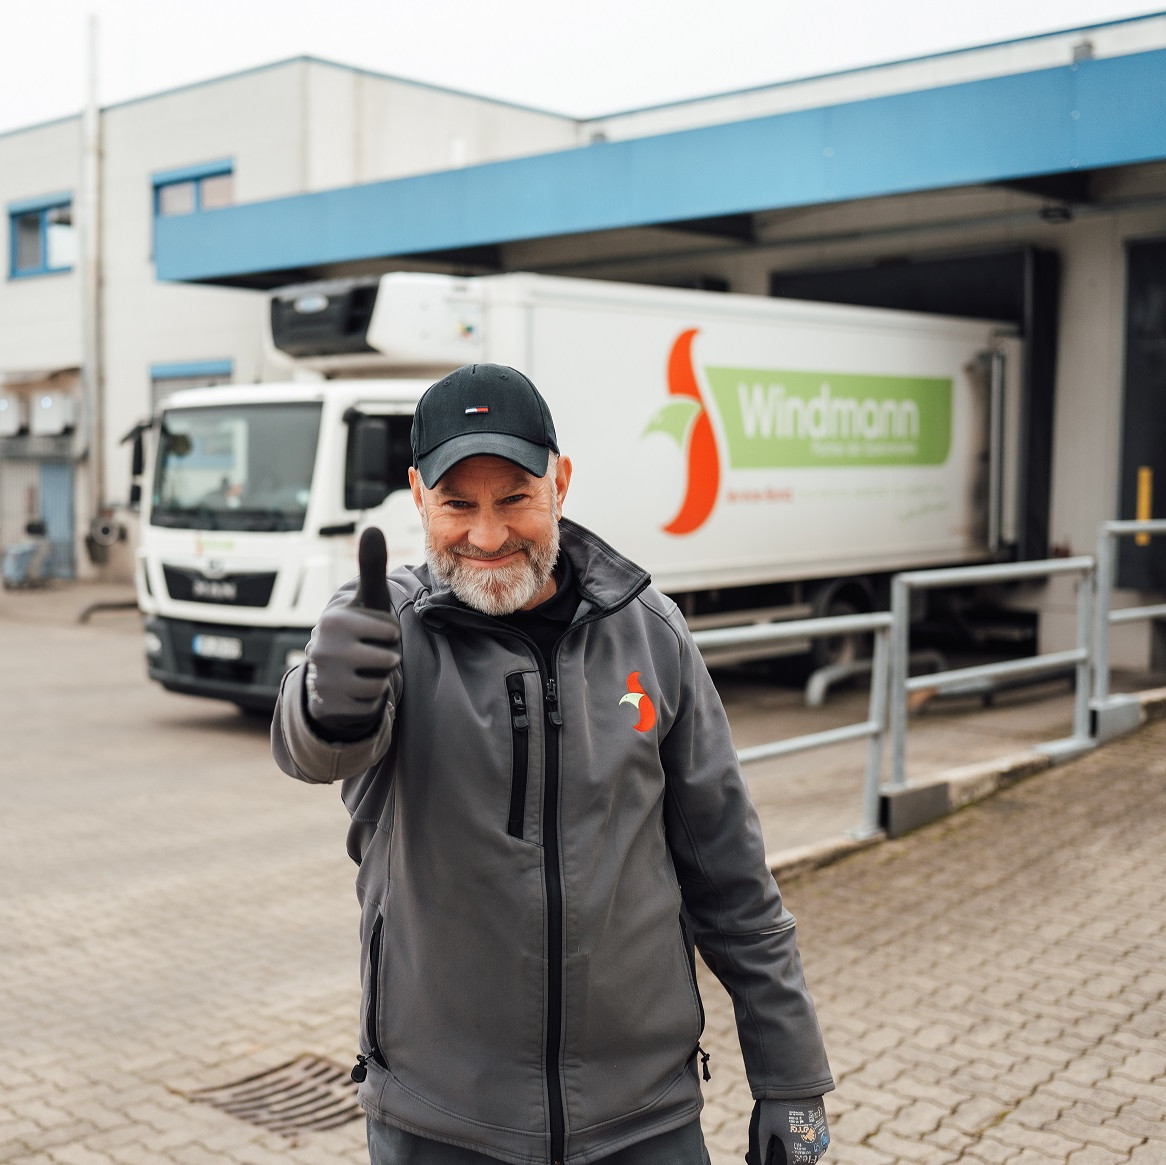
498, 553, 578, 672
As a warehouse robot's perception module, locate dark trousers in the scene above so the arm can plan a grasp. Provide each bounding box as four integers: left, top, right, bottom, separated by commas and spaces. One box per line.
367, 1116, 712, 1165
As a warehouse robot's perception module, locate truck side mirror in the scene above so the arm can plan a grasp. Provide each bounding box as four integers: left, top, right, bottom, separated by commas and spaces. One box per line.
350, 480, 391, 510
345, 417, 391, 511
121, 421, 148, 511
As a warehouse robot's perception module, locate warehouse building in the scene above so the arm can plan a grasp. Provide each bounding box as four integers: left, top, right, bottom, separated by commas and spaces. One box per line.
0, 58, 581, 575
3, 12, 1165, 664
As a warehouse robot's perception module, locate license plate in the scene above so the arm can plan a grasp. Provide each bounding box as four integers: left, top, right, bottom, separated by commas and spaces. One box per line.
192, 634, 243, 661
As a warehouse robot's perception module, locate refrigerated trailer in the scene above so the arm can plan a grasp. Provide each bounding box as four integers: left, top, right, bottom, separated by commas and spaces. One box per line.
131, 272, 1021, 710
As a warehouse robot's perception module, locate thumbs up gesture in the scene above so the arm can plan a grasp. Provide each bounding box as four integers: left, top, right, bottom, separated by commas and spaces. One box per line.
303, 527, 402, 735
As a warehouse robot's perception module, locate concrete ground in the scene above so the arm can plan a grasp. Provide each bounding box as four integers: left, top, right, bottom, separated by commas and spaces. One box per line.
2, 580, 1164, 1164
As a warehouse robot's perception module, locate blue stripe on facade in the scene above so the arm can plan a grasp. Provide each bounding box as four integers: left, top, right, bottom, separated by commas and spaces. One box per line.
150, 359, 234, 379
1076, 49, 1166, 165
155, 48, 1166, 284
8, 190, 72, 215
152, 159, 234, 187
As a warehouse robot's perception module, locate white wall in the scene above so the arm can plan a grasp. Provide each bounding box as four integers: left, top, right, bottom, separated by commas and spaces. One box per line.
97, 64, 308, 549
0, 119, 84, 369
312, 62, 582, 187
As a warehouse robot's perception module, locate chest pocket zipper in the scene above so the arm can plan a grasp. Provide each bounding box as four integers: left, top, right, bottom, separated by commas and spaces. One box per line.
506, 673, 531, 839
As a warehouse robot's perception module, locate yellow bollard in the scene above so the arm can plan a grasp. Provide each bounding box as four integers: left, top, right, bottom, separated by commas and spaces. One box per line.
1136, 466, 1153, 546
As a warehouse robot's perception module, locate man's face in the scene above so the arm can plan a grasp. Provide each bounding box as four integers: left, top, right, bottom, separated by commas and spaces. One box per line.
409, 453, 572, 615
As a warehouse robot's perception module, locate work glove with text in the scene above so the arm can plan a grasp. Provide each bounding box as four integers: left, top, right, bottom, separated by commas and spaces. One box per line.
746, 1097, 830, 1165
304, 527, 401, 739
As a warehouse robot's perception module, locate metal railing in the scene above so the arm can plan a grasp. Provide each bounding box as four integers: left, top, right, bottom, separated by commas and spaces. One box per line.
693, 611, 892, 840
1092, 519, 1166, 738
1093, 519, 1166, 702
694, 526, 1166, 845
888, 556, 1096, 787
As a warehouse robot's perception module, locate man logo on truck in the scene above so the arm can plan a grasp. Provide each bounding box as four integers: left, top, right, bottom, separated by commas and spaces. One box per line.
192, 577, 238, 602
646, 329, 954, 536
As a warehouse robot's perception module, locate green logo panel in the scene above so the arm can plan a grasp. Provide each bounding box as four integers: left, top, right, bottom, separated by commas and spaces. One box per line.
705, 366, 953, 468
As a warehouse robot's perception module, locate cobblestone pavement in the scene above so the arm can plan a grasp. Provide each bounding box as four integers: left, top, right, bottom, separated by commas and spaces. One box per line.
2, 584, 1164, 1164
698, 717, 1166, 1164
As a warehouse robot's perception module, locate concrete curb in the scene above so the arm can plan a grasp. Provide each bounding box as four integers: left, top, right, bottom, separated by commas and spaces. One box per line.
1136, 684, 1166, 720
767, 832, 885, 881
879, 748, 1055, 837
769, 683, 1166, 881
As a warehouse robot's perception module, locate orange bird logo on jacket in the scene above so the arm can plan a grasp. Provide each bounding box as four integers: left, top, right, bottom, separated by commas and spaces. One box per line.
619, 672, 657, 733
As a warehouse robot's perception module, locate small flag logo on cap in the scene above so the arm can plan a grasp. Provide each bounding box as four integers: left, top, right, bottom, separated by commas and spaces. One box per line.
464, 406, 490, 415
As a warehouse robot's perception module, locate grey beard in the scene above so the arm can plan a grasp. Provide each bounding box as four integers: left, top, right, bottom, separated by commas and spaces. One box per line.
426, 523, 560, 616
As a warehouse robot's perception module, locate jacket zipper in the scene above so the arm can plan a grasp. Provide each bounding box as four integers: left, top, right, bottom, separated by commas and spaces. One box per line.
418, 604, 651, 1164
543, 673, 566, 1165
680, 913, 712, 1082
470, 621, 569, 1161
351, 913, 387, 1083
506, 674, 530, 839
679, 913, 707, 1034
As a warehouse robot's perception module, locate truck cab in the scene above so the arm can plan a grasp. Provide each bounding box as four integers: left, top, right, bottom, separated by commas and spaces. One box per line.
137, 380, 423, 711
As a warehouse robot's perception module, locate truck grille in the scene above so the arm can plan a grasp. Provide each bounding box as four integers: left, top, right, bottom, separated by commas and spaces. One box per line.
163, 565, 276, 607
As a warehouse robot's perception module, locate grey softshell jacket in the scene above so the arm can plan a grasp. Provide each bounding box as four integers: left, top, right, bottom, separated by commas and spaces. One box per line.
272, 519, 833, 1165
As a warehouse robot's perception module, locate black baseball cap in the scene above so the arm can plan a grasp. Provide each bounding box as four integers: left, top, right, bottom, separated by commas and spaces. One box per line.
411, 363, 559, 488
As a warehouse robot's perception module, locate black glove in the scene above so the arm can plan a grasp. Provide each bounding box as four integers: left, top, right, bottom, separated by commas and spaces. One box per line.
746, 1097, 830, 1165
304, 527, 401, 737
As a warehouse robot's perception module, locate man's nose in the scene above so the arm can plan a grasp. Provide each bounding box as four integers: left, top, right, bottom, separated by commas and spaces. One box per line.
466, 510, 510, 553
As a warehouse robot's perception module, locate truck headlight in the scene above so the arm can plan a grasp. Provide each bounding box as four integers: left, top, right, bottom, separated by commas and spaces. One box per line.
144, 631, 163, 656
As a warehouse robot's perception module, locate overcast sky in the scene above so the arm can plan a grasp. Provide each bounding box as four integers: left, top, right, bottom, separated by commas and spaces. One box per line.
1, 0, 1163, 136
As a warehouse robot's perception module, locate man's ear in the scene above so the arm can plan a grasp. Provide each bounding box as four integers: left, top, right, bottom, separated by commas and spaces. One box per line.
409, 466, 425, 515
554, 456, 572, 516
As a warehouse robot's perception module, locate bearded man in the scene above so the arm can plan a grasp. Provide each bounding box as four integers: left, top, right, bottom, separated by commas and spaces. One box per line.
272, 363, 833, 1165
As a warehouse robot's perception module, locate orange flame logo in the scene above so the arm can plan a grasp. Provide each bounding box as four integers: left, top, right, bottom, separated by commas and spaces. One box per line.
644, 330, 721, 535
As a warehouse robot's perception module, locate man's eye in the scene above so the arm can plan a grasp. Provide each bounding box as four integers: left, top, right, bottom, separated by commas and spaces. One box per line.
502, 494, 528, 505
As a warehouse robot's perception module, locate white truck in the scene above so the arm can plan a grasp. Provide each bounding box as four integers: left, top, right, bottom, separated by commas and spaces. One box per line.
131, 272, 1021, 711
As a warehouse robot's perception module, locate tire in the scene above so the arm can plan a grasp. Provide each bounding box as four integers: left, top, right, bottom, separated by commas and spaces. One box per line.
809, 588, 872, 674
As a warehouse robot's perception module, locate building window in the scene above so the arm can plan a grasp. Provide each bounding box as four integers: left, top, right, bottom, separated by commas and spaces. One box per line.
8, 195, 75, 277
153, 160, 234, 218
150, 359, 233, 411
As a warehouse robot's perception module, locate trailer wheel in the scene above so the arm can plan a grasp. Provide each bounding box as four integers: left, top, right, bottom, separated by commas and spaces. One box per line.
809, 583, 873, 673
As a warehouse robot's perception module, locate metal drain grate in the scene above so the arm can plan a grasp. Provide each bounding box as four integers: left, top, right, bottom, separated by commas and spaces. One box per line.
182, 1053, 364, 1135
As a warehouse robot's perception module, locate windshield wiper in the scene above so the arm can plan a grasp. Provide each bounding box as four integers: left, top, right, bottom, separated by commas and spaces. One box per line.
210, 508, 306, 532
232, 509, 284, 532
150, 505, 220, 530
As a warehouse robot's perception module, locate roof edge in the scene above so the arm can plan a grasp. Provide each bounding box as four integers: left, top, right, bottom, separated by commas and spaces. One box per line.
0, 53, 580, 140
583, 8, 1166, 119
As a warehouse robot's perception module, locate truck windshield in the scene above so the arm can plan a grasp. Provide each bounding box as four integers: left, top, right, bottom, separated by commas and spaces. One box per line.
150, 402, 323, 532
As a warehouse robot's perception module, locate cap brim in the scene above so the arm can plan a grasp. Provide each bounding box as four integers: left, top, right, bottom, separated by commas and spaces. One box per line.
417, 433, 551, 488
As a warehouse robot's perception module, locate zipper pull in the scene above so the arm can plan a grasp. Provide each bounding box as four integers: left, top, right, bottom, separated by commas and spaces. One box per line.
350, 1053, 370, 1083
698, 1045, 711, 1081
545, 677, 562, 726
508, 683, 529, 730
